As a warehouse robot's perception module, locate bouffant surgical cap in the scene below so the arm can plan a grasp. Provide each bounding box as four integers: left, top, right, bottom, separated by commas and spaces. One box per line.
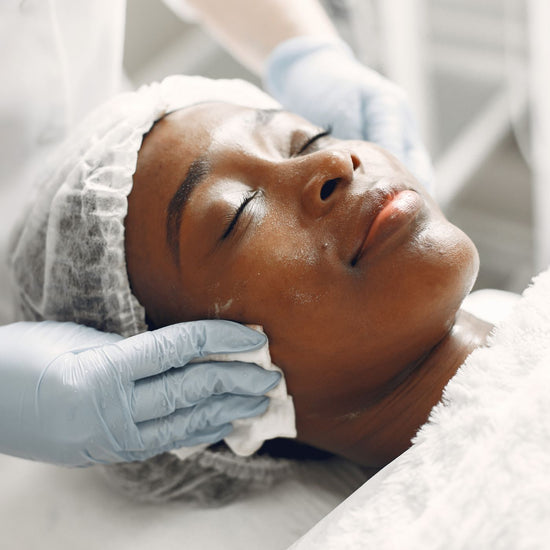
9, 75, 280, 336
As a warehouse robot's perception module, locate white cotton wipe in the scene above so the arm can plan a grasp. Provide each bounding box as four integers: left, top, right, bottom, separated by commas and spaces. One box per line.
171, 326, 296, 460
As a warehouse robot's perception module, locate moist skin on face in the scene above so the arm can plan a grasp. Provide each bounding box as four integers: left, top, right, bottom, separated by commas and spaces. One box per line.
125, 103, 482, 466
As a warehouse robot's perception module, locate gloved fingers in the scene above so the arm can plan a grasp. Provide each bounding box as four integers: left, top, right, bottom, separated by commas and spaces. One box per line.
361, 91, 410, 155
122, 424, 234, 462
136, 395, 269, 449
118, 320, 267, 381
374, 116, 434, 192
131, 360, 280, 423
361, 94, 435, 192
132, 320, 267, 380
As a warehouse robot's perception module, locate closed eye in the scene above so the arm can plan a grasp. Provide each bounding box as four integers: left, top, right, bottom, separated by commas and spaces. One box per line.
222, 190, 259, 240
294, 125, 333, 156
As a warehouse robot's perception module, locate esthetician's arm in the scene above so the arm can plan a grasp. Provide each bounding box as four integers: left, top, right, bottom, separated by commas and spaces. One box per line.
179, 0, 434, 191
178, 0, 337, 74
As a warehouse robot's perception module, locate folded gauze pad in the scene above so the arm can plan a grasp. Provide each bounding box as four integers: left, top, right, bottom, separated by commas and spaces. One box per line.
171, 326, 296, 460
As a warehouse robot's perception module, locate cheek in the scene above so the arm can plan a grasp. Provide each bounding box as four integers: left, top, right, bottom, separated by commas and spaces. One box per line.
237, 244, 330, 322
236, 267, 360, 406
226, 229, 346, 357
418, 220, 479, 299
265, 221, 478, 397
368, 219, 479, 348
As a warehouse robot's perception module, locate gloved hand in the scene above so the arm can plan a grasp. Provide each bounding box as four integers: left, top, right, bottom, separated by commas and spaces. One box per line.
0, 320, 279, 467
265, 36, 435, 192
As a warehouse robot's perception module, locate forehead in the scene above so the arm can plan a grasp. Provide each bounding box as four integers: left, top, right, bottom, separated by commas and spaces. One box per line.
142, 102, 313, 161
149, 103, 247, 154
134, 103, 238, 199
152, 103, 284, 149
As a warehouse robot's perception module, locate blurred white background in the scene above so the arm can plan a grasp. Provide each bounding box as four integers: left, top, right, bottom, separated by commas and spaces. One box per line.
124, 0, 538, 293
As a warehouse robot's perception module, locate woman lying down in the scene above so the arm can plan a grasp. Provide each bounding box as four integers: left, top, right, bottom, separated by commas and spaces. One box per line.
9, 75, 529, 507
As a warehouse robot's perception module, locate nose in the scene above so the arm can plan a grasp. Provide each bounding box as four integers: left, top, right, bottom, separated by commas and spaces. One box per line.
297, 149, 360, 218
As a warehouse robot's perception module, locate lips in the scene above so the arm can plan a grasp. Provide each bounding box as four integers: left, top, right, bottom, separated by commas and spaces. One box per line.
350, 185, 423, 265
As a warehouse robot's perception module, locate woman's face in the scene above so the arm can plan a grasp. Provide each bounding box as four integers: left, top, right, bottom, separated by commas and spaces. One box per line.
125, 102, 478, 445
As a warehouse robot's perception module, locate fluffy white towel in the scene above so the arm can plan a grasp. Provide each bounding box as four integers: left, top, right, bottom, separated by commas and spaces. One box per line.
294, 268, 550, 550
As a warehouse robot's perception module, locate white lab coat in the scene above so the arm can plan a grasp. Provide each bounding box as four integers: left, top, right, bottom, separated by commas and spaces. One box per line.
0, 0, 126, 323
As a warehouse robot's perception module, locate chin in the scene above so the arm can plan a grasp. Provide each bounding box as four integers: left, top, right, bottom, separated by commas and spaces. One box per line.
401, 222, 480, 347
450, 227, 480, 299
437, 229, 479, 325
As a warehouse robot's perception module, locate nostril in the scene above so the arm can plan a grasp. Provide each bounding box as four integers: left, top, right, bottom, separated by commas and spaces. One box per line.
320, 178, 339, 201
351, 153, 361, 171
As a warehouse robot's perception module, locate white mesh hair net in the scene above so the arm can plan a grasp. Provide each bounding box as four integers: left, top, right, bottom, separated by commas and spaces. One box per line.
8, 75, 280, 337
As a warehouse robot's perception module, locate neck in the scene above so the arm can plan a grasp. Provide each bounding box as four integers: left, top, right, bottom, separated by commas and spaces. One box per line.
328, 309, 493, 467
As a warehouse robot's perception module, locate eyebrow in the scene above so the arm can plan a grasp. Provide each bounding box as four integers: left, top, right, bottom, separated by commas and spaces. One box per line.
166, 156, 210, 265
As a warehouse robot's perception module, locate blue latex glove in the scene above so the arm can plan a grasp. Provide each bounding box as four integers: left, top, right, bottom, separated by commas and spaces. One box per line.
0, 320, 279, 467
265, 36, 435, 192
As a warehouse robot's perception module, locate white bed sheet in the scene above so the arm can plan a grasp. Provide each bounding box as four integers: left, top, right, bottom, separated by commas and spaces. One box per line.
288, 453, 407, 549
0, 453, 369, 550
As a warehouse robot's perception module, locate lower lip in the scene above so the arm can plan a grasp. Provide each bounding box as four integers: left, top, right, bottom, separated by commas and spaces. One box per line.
356, 190, 423, 261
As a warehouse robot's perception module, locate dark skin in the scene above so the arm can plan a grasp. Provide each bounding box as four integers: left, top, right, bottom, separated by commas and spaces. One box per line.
125, 102, 493, 467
